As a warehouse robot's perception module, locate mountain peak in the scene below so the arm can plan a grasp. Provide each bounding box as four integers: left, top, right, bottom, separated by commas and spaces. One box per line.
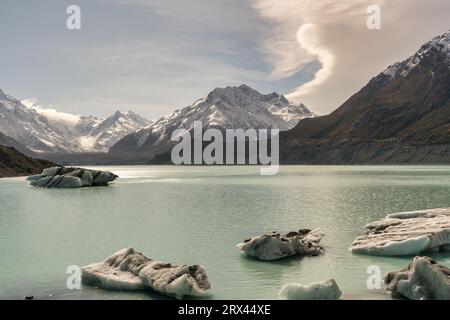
0, 91, 151, 153
110, 110, 140, 119
238, 83, 251, 89
109, 85, 315, 157
416, 29, 450, 59
381, 29, 450, 80
112, 110, 126, 118
206, 84, 281, 108
430, 29, 450, 46
208, 84, 259, 97
0, 88, 7, 100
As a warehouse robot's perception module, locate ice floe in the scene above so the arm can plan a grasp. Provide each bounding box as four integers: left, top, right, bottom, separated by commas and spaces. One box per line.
278, 279, 342, 300
384, 256, 450, 300
350, 208, 450, 256
81, 248, 211, 299
27, 166, 118, 188
236, 229, 324, 261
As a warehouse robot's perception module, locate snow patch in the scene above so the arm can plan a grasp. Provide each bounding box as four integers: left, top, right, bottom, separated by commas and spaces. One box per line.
380, 30, 450, 81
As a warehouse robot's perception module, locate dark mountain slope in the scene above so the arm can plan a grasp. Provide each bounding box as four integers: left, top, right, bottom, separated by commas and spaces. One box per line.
280, 30, 450, 164
0, 145, 56, 178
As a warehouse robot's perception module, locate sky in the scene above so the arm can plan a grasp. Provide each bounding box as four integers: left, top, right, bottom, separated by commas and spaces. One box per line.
0, 0, 449, 120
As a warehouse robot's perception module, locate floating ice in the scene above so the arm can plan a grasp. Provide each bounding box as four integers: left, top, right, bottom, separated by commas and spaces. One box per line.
27, 166, 118, 188
236, 229, 324, 261
278, 279, 342, 300
81, 248, 211, 299
350, 208, 450, 256
384, 256, 450, 300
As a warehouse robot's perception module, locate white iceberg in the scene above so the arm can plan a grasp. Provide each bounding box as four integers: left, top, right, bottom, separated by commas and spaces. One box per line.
384, 256, 450, 300
81, 248, 211, 299
350, 208, 450, 256
278, 279, 342, 300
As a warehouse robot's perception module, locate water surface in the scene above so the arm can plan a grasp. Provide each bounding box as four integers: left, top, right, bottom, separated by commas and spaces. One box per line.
1, 165, 450, 300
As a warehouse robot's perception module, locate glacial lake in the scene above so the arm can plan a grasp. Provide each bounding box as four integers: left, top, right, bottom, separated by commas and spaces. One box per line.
1, 165, 450, 300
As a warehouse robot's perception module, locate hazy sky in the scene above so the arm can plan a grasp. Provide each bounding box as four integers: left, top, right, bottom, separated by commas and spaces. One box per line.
0, 0, 449, 119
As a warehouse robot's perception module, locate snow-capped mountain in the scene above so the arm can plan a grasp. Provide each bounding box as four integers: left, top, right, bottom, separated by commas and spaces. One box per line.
281, 29, 450, 164
74, 111, 152, 152
109, 84, 314, 159
0, 130, 34, 157
381, 30, 450, 80
0, 90, 152, 153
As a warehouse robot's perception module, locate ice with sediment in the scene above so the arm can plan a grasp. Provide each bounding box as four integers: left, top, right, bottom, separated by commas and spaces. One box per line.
236, 229, 324, 261
350, 208, 450, 256
81, 248, 211, 299
384, 256, 450, 300
27, 167, 118, 188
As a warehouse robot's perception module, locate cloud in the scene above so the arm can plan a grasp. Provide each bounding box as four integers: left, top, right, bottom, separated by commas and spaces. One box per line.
249, 0, 372, 78
249, 0, 450, 113
21, 98, 81, 125
293, 23, 335, 96
4, 0, 450, 119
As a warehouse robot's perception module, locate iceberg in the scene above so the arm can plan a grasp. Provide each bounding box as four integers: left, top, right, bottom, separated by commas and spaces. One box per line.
278, 279, 342, 300
350, 208, 450, 256
81, 248, 211, 299
236, 229, 324, 261
27, 166, 118, 188
384, 256, 450, 300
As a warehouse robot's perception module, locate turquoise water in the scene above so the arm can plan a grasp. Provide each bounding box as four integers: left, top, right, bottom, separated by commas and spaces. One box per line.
1, 165, 450, 300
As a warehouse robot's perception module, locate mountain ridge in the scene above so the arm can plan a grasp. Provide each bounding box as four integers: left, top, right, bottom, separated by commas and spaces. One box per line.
280, 29, 450, 164
108, 84, 314, 161
0, 92, 152, 154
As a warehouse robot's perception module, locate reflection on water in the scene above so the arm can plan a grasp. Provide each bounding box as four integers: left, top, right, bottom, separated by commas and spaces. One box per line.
0, 165, 450, 300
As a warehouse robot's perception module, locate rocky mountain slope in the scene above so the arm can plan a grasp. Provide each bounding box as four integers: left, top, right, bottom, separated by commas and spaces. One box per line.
0, 89, 152, 153
109, 84, 314, 161
0, 145, 55, 178
280, 29, 450, 164
0, 130, 35, 156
